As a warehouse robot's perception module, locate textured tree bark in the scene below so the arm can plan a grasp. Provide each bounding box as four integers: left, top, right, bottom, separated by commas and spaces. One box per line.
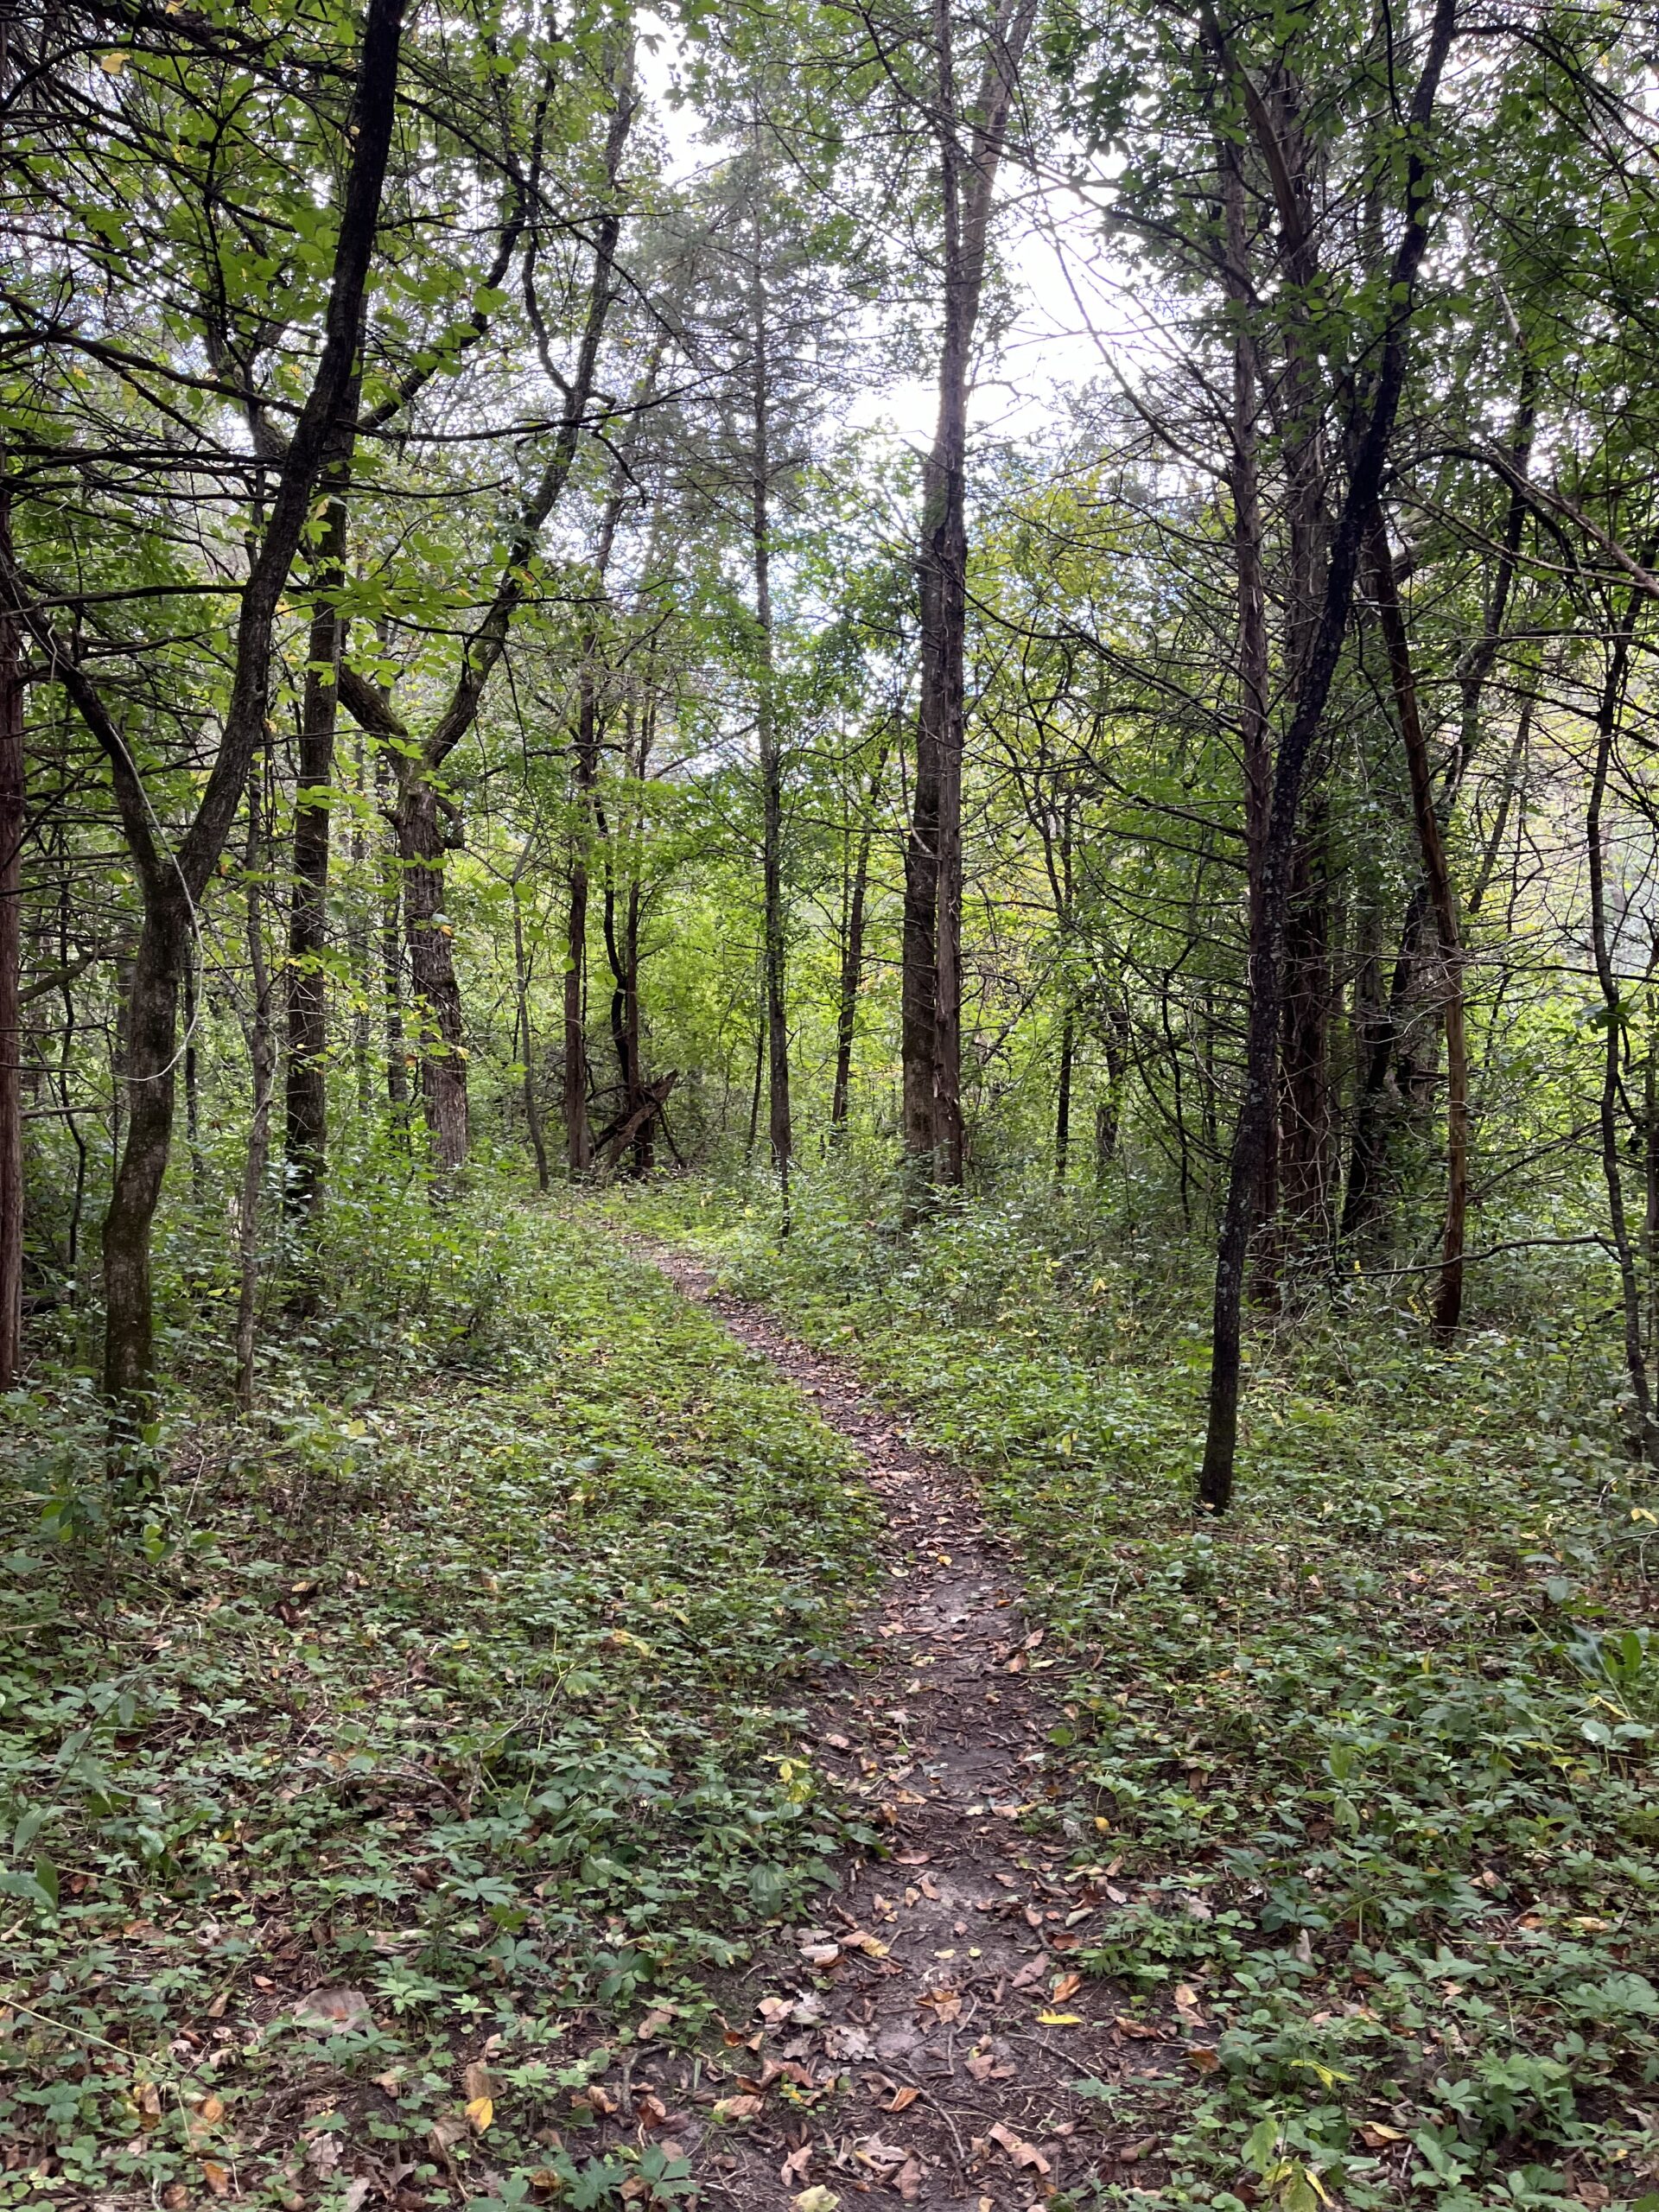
0, 491, 22, 1388
395, 776, 467, 1174
1364, 508, 1468, 1340
284, 490, 349, 1225
376, 748, 410, 1126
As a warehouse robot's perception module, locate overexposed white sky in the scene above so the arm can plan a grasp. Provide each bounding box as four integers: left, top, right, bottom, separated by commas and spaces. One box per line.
634, 10, 1128, 456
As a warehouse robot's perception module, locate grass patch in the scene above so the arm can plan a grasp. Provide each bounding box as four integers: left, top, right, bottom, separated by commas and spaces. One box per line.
0, 1195, 876, 2209
610, 1172, 1659, 2212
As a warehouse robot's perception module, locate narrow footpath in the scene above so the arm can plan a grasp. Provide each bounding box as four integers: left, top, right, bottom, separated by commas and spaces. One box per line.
630, 1243, 1179, 2212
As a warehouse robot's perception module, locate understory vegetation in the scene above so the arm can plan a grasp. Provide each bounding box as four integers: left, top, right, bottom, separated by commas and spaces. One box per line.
7, 0, 1659, 2204
1, 1199, 874, 2207
611, 1170, 1659, 2212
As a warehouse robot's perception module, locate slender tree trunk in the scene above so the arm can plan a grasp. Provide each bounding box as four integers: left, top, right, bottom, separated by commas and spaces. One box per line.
1364, 507, 1468, 1339
378, 757, 410, 1126
182, 940, 206, 1201
396, 777, 467, 1174
1054, 1007, 1074, 1186
234, 771, 276, 1413
1586, 589, 1658, 1467
832, 745, 887, 1132
1095, 992, 1129, 1183
0, 490, 22, 1388
563, 681, 596, 1173
746, 972, 766, 1163
512, 861, 549, 1192
902, 0, 1039, 1191
284, 490, 348, 1224
348, 735, 372, 1111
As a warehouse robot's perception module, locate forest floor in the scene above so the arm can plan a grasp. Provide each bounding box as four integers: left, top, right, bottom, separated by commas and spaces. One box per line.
3, 1181, 1658, 2212
626, 1236, 1176, 2212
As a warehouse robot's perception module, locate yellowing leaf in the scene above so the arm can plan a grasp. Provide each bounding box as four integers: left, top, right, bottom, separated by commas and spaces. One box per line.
465, 2094, 493, 2133
1038, 2010, 1084, 2025
100, 48, 127, 73
793, 2190, 840, 2212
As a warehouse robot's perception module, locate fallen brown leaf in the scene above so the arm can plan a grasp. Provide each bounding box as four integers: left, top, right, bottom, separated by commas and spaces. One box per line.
713, 2094, 766, 2122
988, 2121, 1051, 2175
887, 2086, 920, 2113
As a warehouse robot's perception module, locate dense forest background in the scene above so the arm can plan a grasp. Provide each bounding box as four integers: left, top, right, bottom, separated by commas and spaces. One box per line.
13, 0, 1659, 1480
5, 2, 1659, 2209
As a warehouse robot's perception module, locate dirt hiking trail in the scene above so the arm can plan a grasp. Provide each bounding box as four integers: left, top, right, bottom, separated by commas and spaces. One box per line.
628, 1243, 1180, 2212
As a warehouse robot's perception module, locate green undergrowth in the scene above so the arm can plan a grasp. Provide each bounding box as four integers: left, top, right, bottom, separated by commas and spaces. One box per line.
0, 1193, 877, 2209
607, 1171, 1659, 2212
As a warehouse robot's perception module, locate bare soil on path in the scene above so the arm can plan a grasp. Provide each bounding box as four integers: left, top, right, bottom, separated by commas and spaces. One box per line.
625, 1242, 1179, 2212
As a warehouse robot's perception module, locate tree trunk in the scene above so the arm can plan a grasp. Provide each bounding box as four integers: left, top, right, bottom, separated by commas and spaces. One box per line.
1364, 507, 1468, 1339
1054, 1006, 1074, 1186
376, 749, 410, 1124
1198, 0, 1456, 1510
902, 0, 1039, 1191
832, 745, 886, 1132
283, 490, 348, 1224
395, 776, 467, 1174
563, 672, 596, 1174
102, 894, 191, 1410
234, 770, 276, 1413
1585, 587, 1658, 1466
1, 0, 408, 1414
512, 860, 550, 1192
0, 491, 22, 1388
